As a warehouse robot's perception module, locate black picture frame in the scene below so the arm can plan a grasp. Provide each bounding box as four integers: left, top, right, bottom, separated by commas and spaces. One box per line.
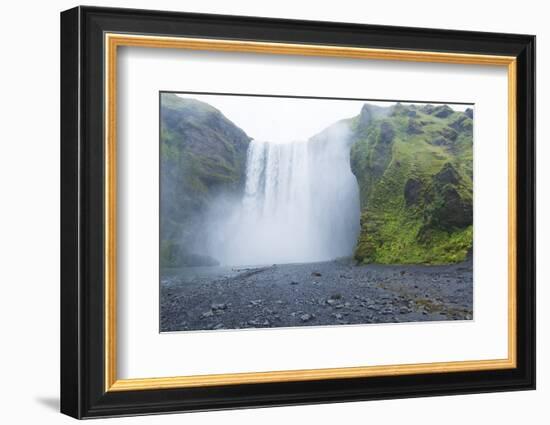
61, 5, 535, 419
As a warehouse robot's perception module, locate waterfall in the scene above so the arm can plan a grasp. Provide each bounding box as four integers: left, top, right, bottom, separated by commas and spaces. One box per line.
212, 124, 361, 266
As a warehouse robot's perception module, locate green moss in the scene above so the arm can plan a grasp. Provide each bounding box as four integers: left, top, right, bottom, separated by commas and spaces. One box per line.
351, 104, 473, 265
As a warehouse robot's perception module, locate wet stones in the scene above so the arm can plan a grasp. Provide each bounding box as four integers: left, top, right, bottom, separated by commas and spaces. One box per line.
201, 310, 214, 319
161, 259, 473, 332
299, 313, 314, 322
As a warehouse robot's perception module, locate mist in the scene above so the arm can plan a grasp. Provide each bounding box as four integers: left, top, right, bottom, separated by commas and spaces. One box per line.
203, 121, 361, 266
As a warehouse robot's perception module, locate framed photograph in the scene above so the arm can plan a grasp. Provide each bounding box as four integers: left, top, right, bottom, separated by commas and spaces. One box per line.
60, 6, 535, 419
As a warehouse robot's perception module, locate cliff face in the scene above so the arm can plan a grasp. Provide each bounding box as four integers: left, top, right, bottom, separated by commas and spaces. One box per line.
349, 103, 473, 264
160, 93, 251, 266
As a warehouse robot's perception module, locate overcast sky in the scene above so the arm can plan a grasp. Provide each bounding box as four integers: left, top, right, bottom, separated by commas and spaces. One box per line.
174, 93, 470, 144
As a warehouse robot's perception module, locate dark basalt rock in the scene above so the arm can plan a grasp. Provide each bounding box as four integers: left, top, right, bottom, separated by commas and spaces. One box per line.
379, 122, 395, 144
416, 162, 472, 241
422, 163, 472, 233
407, 119, 423, 135
433, 186, 472, 229
435, 162, 461, 186
404, 178, 424, 206
391, 103, 418, 118
432, 136, 451, 146
440, 126, 459, 142
433, 104, 454, 118
421, 104, 435, 114
450, 114, 473, 132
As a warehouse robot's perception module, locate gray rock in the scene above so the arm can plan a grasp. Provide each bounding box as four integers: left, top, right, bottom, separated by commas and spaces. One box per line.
300, 313, 314, 322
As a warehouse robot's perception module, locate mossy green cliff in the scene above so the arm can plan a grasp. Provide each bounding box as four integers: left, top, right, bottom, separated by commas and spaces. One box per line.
160, 94, 251, 266
349, 103, 473, 264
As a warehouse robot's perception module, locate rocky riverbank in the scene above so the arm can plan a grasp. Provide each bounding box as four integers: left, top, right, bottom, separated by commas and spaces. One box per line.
160, 259, 473, 332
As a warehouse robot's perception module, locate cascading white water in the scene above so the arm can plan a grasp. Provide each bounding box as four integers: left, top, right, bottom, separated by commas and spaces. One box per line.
210, 122, 361, 267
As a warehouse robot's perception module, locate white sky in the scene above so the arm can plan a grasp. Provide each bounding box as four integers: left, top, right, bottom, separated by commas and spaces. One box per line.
174, 93, 470, 144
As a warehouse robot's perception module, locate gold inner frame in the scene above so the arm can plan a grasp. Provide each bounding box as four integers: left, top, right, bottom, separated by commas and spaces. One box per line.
104, 33, 517, 392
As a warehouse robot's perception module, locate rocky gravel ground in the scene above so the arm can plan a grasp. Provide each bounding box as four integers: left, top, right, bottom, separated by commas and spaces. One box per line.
160, 259, 473, 332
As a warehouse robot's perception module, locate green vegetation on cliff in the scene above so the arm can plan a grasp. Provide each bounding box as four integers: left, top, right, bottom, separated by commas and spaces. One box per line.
350, 103, 473, 264
160, 93, 251, 266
